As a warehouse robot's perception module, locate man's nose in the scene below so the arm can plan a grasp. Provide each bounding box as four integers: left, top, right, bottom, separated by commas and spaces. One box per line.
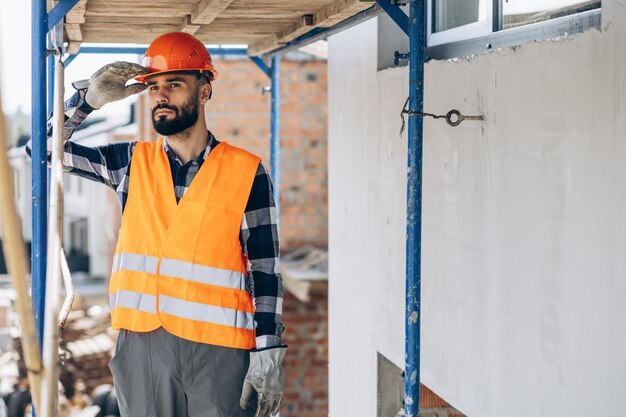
154, 90, 168, 104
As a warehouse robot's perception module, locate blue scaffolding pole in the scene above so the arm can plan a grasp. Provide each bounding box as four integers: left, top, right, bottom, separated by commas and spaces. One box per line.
31, 0, 49, 358
248, 55, 281, 220
270, 56, 281, 223
405, 1, 425, 416
374, 1, 425, 415
32, 3, 79, 417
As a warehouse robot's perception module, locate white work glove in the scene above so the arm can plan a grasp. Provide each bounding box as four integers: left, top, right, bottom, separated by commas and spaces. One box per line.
73, 61, 149, 109
240, 347, 287, 417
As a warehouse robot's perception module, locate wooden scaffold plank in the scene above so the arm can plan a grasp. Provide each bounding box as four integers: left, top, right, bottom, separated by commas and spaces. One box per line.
247, 0, 374, 56
180, 0, 236, 34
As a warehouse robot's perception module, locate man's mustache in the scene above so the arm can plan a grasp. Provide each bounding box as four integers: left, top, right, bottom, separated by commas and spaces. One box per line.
152, 104, 178, 117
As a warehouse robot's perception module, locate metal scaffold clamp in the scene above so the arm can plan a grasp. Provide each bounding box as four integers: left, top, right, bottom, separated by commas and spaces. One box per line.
394, 51, 410, 66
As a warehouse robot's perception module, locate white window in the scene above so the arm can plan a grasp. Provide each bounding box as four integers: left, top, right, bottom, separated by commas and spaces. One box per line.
427, 0, 601, 57
501, 0, 600, 30
428, 0, 493, 46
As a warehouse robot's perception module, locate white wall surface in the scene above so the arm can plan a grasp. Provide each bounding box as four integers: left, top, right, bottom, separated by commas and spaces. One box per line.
327, 2, 626, 416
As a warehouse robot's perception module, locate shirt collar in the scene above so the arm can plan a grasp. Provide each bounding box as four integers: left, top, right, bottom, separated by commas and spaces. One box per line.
162, 131, 216, 165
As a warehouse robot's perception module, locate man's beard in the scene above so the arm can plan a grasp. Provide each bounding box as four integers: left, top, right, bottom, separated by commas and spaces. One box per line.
151, 92, 199, 136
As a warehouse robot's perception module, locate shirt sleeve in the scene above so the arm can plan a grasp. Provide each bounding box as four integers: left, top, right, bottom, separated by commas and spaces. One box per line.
25, 90, 135, 191
240, 162, 286, 350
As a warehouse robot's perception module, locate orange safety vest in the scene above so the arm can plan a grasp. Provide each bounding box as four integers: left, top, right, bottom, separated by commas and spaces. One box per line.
109, 138, 261, 350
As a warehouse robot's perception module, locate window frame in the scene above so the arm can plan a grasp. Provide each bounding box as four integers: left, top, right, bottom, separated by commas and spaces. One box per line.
427, 0, 497, 47
424, 0, 601, 61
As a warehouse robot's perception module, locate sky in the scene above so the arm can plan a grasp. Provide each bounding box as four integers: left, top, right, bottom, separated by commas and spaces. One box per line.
0, 0, 32, 114
0, 1, 142, 117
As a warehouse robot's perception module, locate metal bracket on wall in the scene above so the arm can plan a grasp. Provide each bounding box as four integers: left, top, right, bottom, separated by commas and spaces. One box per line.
394, 51, 410, 66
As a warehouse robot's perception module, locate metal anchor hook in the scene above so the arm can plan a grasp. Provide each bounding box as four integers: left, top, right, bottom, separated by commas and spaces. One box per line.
444, 109, 484, 127
400, 97, 484, 134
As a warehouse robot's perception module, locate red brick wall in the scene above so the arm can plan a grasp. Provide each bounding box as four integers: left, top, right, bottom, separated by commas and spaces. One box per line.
136, 56, 329, 252
420, 385, 466, 417
281, 284, 328, 417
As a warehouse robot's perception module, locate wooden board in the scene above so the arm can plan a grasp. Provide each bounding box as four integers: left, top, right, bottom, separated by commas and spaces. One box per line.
66, 0, 375, 55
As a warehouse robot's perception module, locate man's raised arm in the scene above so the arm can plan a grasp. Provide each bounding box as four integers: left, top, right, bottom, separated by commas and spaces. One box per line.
25, 62, 148, 189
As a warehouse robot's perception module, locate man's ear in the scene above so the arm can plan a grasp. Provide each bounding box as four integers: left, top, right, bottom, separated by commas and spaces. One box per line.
200, 83, 212, 104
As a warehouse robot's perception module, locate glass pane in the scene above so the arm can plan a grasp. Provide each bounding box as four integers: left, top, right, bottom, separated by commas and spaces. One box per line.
432, 0, 481, 33
502, 0, 601, 30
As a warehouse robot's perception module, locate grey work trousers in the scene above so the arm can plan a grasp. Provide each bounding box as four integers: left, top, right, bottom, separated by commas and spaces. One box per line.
108, 327, 257, 417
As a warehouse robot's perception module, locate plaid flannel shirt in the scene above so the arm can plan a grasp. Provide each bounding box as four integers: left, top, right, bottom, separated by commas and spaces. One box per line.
27, 90, 284, 349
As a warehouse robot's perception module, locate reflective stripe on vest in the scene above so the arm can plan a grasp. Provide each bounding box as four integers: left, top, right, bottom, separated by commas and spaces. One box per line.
159, 257, 247, 290
112, 253, 159, 274
159, 295, 254, 330
109, 139, 261, 349
110, 290, 156, 314
108, 291, 253, 330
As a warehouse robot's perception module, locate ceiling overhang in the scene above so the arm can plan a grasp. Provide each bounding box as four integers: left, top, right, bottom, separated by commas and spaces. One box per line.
55, 0, 376, 56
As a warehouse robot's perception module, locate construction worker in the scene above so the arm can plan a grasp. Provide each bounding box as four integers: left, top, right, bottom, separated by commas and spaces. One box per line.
27, 32, 286, 417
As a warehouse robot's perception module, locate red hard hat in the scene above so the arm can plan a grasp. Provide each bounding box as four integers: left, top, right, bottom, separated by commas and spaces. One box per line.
134, 32, 218, 83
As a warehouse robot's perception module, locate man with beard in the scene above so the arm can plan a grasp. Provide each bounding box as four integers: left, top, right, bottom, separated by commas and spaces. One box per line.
27, 32, 286, 417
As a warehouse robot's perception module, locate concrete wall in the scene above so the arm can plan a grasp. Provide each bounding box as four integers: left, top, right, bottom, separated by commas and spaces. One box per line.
327, 2, 626, 416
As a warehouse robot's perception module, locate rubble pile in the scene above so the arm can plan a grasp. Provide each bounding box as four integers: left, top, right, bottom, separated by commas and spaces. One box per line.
11, 308, 115, 398
59, 309, 116, 396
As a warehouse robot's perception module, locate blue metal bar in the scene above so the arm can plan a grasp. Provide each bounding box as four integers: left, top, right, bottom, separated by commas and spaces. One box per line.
249, 56, 271, 78
64, 53, 79, 67
32, 0, 48, 361
376, 0, 410, 36
269, 56, 281, 223
47, 0, 81, 31
404, 0, 425, 416
76, 46, 248, 56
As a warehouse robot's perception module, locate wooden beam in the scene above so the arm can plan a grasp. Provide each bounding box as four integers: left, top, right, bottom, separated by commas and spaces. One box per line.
315, 0, 375, 27
65, 0, 87, 24
246, 14, 314, 56
247, 35, 281, 57
66, 41, 82, 55
82, 23, 185, 43
83, 3, 190, 18
179, 15, 201, 35
278, 14, 315, 43
190, 0, 235, 24
248, 0, 374, 56
64, 0, 86, 47
65, 23, 83, 42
